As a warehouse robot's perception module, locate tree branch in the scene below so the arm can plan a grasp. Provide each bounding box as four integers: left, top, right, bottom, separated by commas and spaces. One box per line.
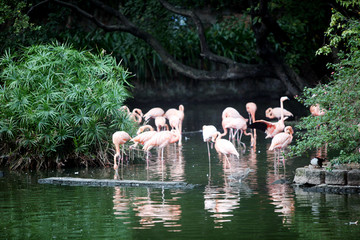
158, 0, 236, 68
250, 0, 306, 95
28, 0, 277, 81
328, 0, 360, 19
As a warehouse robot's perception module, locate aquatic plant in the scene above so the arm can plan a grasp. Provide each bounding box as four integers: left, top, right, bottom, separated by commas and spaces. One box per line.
0, 43, 136, 169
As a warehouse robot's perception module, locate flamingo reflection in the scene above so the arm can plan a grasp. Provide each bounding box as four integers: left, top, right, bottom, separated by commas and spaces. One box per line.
144, 141, 185, 182
204, 152, 254, 228
133, 188, 182, 229
266, 149, 295, 226
113, 186, 182, 230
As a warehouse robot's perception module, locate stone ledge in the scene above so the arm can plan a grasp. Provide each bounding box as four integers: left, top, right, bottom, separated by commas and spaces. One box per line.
293, 184, 360, 194
293, 165, 360, 194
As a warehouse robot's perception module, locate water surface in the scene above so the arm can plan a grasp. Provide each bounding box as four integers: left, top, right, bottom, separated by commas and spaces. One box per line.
1, 99, 360, 239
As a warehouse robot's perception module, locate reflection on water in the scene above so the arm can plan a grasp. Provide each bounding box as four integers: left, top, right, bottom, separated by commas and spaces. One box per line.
113, 186, 182, 231
204, 151, 254, 228
266, 151, 295, 226
2, 100, 360, 239
113, 141, 185, 231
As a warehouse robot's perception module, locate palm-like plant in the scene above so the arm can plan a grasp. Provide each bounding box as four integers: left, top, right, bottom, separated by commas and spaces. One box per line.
0, 43, 136, 169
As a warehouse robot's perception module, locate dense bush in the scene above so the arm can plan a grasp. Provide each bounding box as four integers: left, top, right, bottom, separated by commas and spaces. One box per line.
291, 6, 360, 165
0, 43, 136, 169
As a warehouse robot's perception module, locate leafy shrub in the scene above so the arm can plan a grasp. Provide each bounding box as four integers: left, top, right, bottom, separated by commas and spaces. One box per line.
291, 6, 360, 165
0, 43, 136, 169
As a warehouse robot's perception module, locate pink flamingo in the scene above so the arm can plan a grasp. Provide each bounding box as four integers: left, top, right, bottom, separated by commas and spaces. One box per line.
165, 105, 184, 146
211, 131, 239, 164
112, 131, 132, 170
246, 102, 257, 147
130, 125, 157, 149
143, 107, 164, 122
136, 125, 154, 135
222, 107, 247, 121
248, 96, 290, 138
168, 115, 180, 131
142, 130, 181, 159
120, 106, 143, 123
202, 125, 217, 158
265, 104, 293, 120
130, 108, 143, 123
221, 107, 247, 139
310, 104, 326, 116
269, 126, 294, 165
246, 102, 257, 125
221, 117, 251, 148
155, 116, 168, 131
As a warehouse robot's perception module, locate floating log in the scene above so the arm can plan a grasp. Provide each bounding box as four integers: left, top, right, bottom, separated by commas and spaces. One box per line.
38, 177, 197, 189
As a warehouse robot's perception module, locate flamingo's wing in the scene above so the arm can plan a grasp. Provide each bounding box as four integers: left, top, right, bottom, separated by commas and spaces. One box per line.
248, 120, 273, 132
218, 139, 239, 157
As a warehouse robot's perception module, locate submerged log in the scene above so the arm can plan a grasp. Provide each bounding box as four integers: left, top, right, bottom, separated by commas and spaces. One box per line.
38, 177, 197, 189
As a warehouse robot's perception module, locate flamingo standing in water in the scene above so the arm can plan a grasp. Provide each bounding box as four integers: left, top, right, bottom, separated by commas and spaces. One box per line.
265, 105, 293, 120
165, 105, 184, 146
142, 130, 181, 159
168, 115, 180, 132
246, 102, 257, 125
211, 131, 239, 164
221, 117, 251, 148
246, 102, 257, 147
222, 107, 246, 121
130, 108, 143, 123
248, 96, 290, 138
268, 126, 294, 165
112, 131, 132, 170
222, 107, 247, 139
155, 116, 168, 132
130, 125, 157, 149
120, 106, 143, 123
143, 107, 164, 123
202, 125, 217, 158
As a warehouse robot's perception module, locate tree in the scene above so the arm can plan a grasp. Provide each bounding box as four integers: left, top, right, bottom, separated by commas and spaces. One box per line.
291, 1, 360, 165
22, 0, 332, 96
0, 43, 135, 169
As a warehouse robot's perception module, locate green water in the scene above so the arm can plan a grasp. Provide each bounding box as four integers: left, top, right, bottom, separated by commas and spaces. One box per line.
1, 100, 360, 239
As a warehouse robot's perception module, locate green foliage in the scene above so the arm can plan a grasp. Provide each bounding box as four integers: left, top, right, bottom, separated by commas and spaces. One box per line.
0, 0, 31, 33
291, 2, 360, 164
0, 43, 136, 169
206, 16, 259, 63
269, 0, 330, 70
0, 0, 41, 53
1, 0, 330, 84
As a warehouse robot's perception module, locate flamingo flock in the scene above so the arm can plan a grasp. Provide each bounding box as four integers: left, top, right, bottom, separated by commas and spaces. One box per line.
111, 96, 306, 172
112, 105, 184, 170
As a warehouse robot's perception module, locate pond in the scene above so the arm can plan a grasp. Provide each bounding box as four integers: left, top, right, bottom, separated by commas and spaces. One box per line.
1, 98, 360, 239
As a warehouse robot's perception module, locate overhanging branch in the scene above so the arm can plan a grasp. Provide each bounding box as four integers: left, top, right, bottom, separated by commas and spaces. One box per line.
28, 0, 277, 81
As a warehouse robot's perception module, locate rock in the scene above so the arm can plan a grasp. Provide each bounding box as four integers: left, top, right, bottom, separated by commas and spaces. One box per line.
325, 170, 347, 185
348, 169, 360, 186
293, 167, 325, 185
